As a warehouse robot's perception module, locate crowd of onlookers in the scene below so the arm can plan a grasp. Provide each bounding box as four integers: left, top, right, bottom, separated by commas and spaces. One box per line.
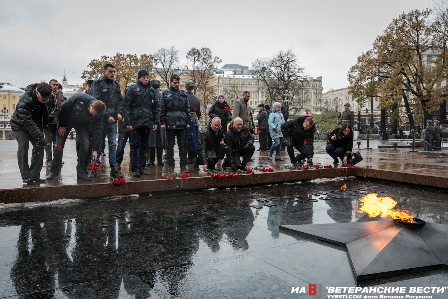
10, 64, 365, 186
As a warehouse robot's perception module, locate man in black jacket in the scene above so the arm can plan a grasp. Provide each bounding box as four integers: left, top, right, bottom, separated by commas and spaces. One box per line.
122, 70, 158, 177
281, 116, 316, 166
44, 79, 60, 166
223, 117, 255, 171
11, 83, 52, 184
256, 103, 269, 151
160, 74, 191, 173
194, 117, 225, 171
46, 93, 106, 181
91, 63, 123, 178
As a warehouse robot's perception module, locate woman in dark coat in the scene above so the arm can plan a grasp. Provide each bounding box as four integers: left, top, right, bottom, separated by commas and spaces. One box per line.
325, 123, 354, 165
208, 95, 232, 133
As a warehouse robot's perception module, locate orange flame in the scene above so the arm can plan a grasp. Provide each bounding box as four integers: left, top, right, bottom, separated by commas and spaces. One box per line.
359, 193, 414, 222
341, 183, 347, 191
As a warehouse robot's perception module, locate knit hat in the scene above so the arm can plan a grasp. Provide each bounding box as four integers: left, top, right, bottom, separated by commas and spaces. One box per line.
344, 103, 350, 107
273, 102, 281, 109
137, 70, 149, 79
217, 94, 224, 100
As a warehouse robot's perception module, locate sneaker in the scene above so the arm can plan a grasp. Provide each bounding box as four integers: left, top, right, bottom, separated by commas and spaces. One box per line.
267, 152, 273, 160
275, 157, 284, 161
132, 172, 141, 177
46, 172, 59, 180
139, 170, 150, 175
77, 174, 92, 181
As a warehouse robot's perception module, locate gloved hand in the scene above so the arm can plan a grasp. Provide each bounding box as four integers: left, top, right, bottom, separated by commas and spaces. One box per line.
36, 139, 47, 147
231, 164, 237, 172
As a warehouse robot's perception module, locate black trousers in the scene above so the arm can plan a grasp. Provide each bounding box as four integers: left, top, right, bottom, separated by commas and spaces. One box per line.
14, 130, 45, 180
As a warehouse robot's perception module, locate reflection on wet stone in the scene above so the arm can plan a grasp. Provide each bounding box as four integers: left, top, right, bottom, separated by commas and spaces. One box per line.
1, 179, 448, 297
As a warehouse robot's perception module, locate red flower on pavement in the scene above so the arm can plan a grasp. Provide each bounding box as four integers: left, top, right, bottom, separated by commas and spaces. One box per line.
297, 167, 301, 170
323, 165, 333, 169
304, 165, 309, 170
246, 168, 254, 174
112, 178, 126, 185
55, 144, 62, 150
314, 165, 320, 169
347, 164, 354, 169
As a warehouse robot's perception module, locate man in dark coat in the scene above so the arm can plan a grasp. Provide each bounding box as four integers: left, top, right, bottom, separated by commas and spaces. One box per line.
424, 120, 435, 151
256, 103, 269, 151
194, 117, 225, 171
281, 116, 316, 166
91, 63, 123, 178
223, 117, 255, 171
122, 70, 158, 177
147, 79, 165, 166
44, 79, 60, 166
160, 74, 191, 173
185, 80, 201, 164
11, 83, 52, 184
46, 93, 106, 181
341, 103, 354, 128
433, 120, 442, 151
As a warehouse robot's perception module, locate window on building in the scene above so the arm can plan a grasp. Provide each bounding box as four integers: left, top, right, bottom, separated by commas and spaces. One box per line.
2, 96, 5, 99
12, 104, 15, 111
12, 96, 15, 99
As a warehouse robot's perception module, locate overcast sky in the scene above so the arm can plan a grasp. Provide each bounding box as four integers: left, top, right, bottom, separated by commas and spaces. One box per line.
0, 0, 430, 92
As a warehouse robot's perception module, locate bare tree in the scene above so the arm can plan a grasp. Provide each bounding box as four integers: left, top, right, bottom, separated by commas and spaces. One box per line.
153, 46, 183, 88
252, 50, 307, 106
185, 47, 222, 100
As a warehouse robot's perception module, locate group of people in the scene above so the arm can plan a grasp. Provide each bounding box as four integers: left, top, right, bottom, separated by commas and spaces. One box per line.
11, 66, 363, 185
424, 119, 443, 151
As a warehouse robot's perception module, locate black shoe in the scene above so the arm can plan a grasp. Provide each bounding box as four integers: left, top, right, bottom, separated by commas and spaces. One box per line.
102, 153, 106, 156
257, 149, 261, 151
181, 167, 188, 173
193, 164, 199, 170
157, 162, 164, 166
307, 159, 314, 166
147, 162, 155, 166
32, 178, 46, 183
139, 170, 150, 175
275, 157, 285, 161
239, 164, 248, 171
46, 172, 59, 180
77, 174, 92, 181
23, 178, 33, 184
333, 159, 339, 165
168, 166, 174, 173
132, 172, 141, 177
110, 169, 123, 178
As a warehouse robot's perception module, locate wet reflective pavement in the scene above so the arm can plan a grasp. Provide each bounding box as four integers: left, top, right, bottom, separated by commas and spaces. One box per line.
0, 179, 447, 298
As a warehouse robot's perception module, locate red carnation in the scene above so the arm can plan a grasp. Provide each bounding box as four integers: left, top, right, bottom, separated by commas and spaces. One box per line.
225, 107, 232, 112
112, 178, 126, 185
55, 144, 62, 150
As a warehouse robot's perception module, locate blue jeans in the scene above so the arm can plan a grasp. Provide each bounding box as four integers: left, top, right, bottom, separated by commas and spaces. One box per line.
166, 129, 187, 168
325, 143, 346, 161
103, 123, 117, 169
116, 130, 130, 165
270, 137, 282, 155
130, 127, 150, 172
51, 127, 90, 175
286, 142, 312, 164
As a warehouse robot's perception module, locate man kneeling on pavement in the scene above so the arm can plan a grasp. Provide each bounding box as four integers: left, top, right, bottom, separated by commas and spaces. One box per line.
281, 116, 315, 166
194, 117, 225, 171
222, 117, 255, 172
